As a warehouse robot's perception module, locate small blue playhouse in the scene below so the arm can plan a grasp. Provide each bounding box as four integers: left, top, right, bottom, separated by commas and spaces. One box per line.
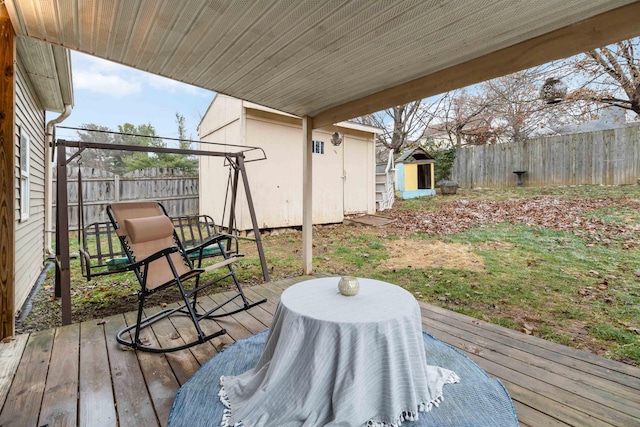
395, 147, 436, 199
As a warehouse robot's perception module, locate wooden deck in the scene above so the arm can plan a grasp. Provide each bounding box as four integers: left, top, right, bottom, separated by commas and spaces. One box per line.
1, 275, 639, 426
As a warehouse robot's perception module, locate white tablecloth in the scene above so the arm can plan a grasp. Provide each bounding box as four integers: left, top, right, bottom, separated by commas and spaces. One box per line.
220, 278, 459, 426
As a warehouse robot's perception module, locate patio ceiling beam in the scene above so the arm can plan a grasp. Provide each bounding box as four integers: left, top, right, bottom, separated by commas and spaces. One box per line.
312, 1, 640, 129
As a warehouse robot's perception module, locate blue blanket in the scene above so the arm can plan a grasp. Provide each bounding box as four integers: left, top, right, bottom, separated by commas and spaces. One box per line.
169, 330, 518, 426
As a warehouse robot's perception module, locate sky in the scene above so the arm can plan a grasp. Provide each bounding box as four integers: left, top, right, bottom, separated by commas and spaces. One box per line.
51, 51, 216, 142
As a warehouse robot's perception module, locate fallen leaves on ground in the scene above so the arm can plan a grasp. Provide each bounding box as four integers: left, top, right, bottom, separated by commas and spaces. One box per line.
618, 321, 640, 335
387, 196, 640, 246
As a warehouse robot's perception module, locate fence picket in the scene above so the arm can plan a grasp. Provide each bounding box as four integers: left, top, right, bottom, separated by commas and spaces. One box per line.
53, 167, 199, 230
451, 126, 640, 188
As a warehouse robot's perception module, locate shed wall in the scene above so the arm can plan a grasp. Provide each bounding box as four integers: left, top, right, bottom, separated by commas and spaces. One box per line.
199, 95, 243, 228
198, 97, 376, 231
198, 95, 243, 144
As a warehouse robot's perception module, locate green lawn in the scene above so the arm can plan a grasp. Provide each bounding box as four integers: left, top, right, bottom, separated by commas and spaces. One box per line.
25, 184, 640, 366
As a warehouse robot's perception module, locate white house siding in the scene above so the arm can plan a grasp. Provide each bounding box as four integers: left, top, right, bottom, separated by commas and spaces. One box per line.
13, 55, 46, 312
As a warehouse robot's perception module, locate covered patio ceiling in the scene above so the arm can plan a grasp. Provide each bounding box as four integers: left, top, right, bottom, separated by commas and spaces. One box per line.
6, 0, 640, 128
7, 0, 640, 280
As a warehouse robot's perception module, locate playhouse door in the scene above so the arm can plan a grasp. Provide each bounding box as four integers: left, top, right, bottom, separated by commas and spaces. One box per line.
343, 138, 370, 214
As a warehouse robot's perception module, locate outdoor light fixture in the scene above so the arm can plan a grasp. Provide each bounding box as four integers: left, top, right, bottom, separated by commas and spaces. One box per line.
331, 131, 343, 146
540, 77, 567, 104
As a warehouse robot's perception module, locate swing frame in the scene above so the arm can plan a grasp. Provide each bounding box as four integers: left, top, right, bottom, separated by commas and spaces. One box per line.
53, 128, 269, 325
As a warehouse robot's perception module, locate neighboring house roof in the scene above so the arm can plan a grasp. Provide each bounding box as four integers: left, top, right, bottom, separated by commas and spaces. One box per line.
16, 36, 73, 112
421, 113, 495, 138
396, 147, 435, 163
421, 124, 449, 139
547, 106, 633, 136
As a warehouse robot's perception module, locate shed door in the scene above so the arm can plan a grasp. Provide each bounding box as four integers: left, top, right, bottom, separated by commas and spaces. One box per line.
343, 138, 370, 214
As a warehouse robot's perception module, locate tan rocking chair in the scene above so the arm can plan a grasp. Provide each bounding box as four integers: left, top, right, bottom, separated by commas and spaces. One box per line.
107, 201, 266, 353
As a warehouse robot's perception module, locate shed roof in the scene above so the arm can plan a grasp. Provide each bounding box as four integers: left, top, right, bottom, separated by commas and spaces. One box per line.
6, 1, 640, 126
243, 99, 383, 134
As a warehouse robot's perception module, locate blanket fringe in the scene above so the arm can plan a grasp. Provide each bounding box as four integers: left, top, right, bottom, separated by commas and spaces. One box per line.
219, 376, 244, 427
365, 372, 461, 427
219, 373, 460, 427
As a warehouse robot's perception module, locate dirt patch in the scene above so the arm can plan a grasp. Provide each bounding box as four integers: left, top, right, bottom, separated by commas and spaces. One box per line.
380, 239, 485, 271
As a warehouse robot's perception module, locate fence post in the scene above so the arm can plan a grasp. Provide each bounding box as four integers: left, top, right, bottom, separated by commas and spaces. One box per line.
114, 175, 120, 202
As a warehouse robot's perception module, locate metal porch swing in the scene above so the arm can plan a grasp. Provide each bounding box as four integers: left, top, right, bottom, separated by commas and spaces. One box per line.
53, 126, 270, 330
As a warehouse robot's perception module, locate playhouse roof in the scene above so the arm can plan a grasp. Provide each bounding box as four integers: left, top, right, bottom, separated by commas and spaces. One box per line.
396, 147, 435, 163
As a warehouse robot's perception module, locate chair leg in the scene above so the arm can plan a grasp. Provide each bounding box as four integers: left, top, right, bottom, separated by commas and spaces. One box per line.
176, 277, 207, 341
117, 252, 266, 352
133, 291, 146, 346
115, 279, 228, 353
198, 264, 267, 320
191, 274, 201, 314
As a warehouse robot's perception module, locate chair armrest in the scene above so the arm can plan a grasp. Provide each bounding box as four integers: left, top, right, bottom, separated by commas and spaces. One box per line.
124, 246, 181, 271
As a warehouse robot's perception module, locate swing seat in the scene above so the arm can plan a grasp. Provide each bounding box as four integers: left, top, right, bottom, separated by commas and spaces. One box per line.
80, 215, 237, 280
107, 200, 266, 353
188, 244, 225, 259
106, 256, 129, 271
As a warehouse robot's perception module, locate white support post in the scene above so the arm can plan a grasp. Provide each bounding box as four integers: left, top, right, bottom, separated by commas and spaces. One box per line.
302, 116, 313, 274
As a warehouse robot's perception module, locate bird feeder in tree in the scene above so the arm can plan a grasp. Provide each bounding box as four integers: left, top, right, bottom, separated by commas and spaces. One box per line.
540, 77, 567, 104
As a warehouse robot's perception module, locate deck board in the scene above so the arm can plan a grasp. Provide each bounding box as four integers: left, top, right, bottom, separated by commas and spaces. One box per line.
419, 309, 640, 408
420, 308, 640, 426
104, 314, 159, 427
421, 302, 640, 382
79, 319, 117, 427
143, 305, 201, 386
0, 333, 28, 410
38, 323, 79, 427
0, 328, 55, 427
1, 275, 639, 427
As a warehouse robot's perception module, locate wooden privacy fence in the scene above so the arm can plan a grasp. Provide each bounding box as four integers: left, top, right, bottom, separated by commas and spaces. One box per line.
451, 125, 640, 188
53, 167, 199, 230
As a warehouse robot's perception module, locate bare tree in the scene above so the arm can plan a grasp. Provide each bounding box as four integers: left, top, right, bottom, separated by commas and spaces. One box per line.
357, 101, 422, 152
484, 68, 561, 143
567, 38, 640, 117
356, 96, 446, 154
436, 65, 591, 145
433, 90, 496, 147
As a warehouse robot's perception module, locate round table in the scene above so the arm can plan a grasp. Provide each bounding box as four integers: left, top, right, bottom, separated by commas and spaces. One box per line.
220, 277, 458, 427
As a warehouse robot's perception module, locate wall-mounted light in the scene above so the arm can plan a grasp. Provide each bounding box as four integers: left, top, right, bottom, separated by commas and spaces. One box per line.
540, 77, 567, 104
331, 131, 343, 146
